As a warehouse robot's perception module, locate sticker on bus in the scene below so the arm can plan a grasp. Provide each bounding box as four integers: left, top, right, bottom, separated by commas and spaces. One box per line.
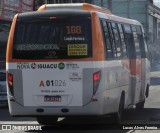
68, 44, 88, 56
69, 72, 82, 82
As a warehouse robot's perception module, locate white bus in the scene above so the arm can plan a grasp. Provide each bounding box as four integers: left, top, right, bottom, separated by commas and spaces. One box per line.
6, 3, 150, 125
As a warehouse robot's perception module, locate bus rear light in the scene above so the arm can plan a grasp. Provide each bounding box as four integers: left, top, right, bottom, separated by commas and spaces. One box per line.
8, 73, 14, 96
93, 71, 101, 95
93, 72, 100, 81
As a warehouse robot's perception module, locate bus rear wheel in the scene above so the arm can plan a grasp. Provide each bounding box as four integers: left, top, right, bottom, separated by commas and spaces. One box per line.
112, 94, 125, 124
36, 116, 58, 125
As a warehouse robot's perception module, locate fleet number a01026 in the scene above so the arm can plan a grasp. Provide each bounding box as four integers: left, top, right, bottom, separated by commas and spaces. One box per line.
46, 80, 67, 87
39, 80, 67, 87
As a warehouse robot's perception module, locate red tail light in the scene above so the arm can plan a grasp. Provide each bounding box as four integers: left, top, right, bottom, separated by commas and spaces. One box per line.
93, 71, 101, 95
93, 72, 100, 81
8, 73, 14, 96
8, 73, 13, 85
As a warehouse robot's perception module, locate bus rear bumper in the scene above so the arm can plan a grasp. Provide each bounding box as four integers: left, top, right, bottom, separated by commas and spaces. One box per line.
8, 99, 108, 116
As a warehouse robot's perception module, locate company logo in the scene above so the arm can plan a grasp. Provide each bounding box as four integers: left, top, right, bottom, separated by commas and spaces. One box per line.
1, 125, 42, 131
17, 63, 65, 70
2, 125, 11, 130
17, 63, 30, 69
58, 63, 65, 70
31, 63, 36, 69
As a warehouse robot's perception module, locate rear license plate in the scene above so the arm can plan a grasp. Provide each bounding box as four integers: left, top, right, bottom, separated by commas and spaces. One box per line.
44, 95, 61, 102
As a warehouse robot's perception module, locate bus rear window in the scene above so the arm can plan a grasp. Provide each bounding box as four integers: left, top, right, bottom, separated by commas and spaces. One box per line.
13, 17, 92, 60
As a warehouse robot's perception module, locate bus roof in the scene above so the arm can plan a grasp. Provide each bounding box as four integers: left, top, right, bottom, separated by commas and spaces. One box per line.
97, 12, 142, 26
38, 3, 112, 15
16, 10, 90, 21
37, 3, 142, 26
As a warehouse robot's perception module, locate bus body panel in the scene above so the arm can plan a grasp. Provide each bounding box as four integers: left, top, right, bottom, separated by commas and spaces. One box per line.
7, 60, 130, 116
7, 62, 96, 107
97, 12, 150, 108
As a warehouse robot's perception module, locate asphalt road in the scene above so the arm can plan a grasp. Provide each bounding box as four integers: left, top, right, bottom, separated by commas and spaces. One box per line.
1, 64, 160, 133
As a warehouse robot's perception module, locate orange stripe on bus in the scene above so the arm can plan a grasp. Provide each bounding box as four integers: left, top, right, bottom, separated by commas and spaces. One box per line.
136, 59, 142, 79
122, 59, 130, 71
82, 3, 112, 15
91, 12, 105, 61
37, 4, 46, 11
6, 14, 18, 62
122, 59, 142, 79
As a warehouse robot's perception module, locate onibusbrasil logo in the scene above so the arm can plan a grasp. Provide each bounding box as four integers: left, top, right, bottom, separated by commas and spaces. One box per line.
58, 63, 65, 70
